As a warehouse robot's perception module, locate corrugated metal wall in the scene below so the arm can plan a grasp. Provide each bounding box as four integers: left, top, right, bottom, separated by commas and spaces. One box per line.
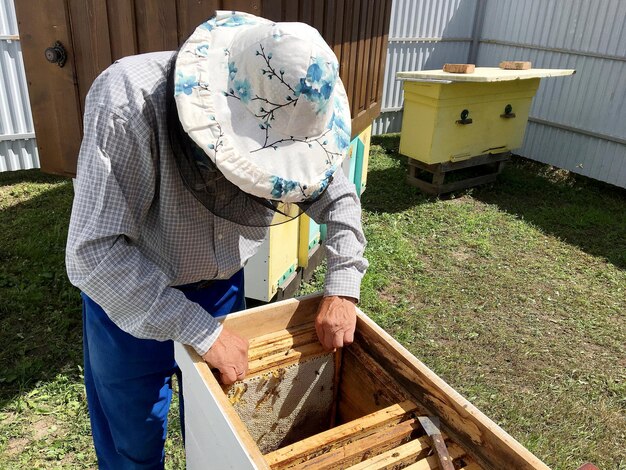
0, 0, 39, 172
477, 0, 626, 188
375, 0, 625, 188
373, 0, 479, 134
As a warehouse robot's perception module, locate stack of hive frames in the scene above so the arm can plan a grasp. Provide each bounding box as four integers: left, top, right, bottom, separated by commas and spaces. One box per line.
219, 323, 481, 469
221, 324, 339, 453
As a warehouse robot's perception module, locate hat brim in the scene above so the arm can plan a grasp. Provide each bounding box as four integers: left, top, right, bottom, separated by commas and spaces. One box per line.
174, 11, 352, 202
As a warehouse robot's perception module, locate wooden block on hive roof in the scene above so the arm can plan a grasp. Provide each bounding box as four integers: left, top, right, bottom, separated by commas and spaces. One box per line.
499, 61, 532, 70
443, 63, 475, 74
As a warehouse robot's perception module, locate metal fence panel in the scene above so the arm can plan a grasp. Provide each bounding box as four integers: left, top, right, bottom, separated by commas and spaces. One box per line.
388, 0, 477, 38
481, 0, 626, 57
477, 0, 626, 188
375, 0, 478, 134
0, 0, 39, 172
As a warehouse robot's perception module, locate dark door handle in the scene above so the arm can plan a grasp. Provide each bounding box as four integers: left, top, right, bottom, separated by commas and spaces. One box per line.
44, 41, 67, 67
500, 104, 516, 118
456, 109, 473, 125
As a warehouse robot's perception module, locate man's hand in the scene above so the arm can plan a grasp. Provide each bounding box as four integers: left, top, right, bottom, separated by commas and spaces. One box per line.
201, 327, 249, 385
315, 295, 357, 350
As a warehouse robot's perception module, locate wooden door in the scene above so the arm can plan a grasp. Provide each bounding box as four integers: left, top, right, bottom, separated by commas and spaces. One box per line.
15, 0, 392, 177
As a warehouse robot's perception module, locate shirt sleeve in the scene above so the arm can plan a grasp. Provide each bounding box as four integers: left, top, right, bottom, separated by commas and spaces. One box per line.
304, 170, 369, 301
65, 106, 222, 356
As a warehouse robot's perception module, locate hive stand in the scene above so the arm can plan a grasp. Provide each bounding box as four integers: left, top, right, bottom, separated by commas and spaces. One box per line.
406, 151, 511, 196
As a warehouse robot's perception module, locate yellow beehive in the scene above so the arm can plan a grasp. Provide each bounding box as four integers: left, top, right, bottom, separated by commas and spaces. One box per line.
397, 67, 575, 164
244, 217, 299, 302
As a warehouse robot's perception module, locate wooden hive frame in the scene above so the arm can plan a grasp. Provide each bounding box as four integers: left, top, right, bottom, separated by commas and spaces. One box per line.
175, 294, 550, 470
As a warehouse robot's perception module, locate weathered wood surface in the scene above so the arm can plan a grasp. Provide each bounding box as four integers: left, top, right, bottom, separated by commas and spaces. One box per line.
16, 0, 393, 176
265, 400, 418, 468
218, 293, 321, 340
443, 63, 476, 74
401, 443, 466, 470
345, 436, 438, 470
246, 341, 328, 376
295, 418, 420, 469
177, 294, 549, 469
14, 0, 82, 177
248, 324, 318, 361
354, 310, 551, 470
500, 60, 532, 70
337, 342, 421, 423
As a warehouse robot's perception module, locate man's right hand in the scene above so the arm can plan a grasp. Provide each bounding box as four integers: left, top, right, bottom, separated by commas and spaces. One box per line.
201, 327, 249, 385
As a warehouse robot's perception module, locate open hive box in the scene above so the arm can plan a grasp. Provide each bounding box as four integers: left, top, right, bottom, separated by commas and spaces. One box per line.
175, 294, 550, 469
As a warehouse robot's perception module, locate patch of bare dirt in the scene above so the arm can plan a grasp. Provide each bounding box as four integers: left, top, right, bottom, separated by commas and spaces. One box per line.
32, 415, 57, 440
6, 437, 28, 456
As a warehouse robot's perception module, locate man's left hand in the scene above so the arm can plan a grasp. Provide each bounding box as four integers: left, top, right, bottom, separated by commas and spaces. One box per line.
315, 295, 357, 350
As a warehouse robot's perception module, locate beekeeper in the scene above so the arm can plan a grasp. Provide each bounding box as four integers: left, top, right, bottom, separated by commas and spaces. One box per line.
65, 10, 367, 469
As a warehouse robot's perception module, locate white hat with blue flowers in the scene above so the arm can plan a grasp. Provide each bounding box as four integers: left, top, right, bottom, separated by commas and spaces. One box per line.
174, 10, 351, 203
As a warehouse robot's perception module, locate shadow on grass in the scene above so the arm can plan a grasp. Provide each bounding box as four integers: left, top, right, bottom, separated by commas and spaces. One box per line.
369, 134, 626, 269
0, 170, 82, 408
362, 135, 432, 213
0, 168, 67, 187
472, 157, 626, 269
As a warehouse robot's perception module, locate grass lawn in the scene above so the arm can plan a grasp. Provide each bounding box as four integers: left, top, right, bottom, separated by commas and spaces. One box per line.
1, 135, 624, 469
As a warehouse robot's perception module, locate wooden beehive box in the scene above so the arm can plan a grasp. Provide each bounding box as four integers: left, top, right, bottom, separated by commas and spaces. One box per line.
175, 294, 549, 469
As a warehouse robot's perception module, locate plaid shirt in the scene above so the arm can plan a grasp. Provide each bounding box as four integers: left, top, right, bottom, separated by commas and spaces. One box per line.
66, 52, 368, 355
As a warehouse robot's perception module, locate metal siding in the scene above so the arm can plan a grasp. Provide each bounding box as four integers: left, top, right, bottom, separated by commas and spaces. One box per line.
481, 0, 626, 56
0, 0, 39, 172
375, 0, 477, 134
372, 110, 403, 135
388, 0, 477, 38
0, 139, 39, 171
477, 0, 626, 187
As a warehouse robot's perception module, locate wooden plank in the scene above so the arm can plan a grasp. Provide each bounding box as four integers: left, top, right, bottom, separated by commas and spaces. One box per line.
218, 293, 322, 340
345, 0, 360, 117
14, 0, 83, 177
68, 0, 113, 112
106, 0, 138, 60
262, 0, 284, 22
443, 63, 476, 74
246, 341, 328, 376
402, 443, 466, 470
329, 0, 344, 64
329, 348, 343, 428
337, 351, 391, 422
354, 309, 551, 470
295, 418, 420, 469
264, 400, 419, 468
284, 0, 299, 21
375, 0, 392, 105
312, 0, 325, 34
248, 324, 318, 360
298, 0, 313, 26
177, 0, 221, 44
337, 344, 420, 423
175, 342, 269, 469
348, 342, 412, 402
345, 436, 434, 470
500, 61, 532, 70
134, 0, 178, 53
224, 0, 261, 14
368, 0, 384, 110
356, 0, 373, 112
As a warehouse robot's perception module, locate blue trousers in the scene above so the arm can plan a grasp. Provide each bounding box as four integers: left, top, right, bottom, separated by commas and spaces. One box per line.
82, 270, 245, 469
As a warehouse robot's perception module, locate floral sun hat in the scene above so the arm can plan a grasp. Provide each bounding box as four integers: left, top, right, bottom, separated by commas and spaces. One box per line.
174, 10, 352, 203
